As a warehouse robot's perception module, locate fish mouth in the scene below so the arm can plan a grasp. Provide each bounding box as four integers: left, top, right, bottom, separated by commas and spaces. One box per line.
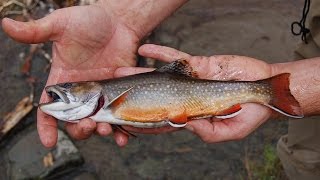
45, 86, 70, 104
39, 86, 105, 121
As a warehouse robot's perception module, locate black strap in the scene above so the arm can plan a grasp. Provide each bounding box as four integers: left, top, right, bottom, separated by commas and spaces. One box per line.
291, 0, 311, 44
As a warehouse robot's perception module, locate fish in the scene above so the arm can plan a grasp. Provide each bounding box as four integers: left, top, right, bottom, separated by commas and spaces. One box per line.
39, 60, 303, 128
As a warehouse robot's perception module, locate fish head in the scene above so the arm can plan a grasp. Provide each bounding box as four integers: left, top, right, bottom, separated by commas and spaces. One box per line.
39, 82, 104, 121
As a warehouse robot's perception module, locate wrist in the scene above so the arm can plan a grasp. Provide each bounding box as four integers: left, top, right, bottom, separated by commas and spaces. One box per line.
97, 0, 188, 38
271, 58, 320, 116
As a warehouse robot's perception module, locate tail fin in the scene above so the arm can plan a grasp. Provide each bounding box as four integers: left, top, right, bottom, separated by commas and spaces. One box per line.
264, 73, 303, 118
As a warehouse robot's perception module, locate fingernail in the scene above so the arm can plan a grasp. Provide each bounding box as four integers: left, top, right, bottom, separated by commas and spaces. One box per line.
185, 124, 194, 132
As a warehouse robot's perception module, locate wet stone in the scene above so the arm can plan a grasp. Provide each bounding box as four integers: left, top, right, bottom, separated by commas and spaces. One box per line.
8, 128, 83, 180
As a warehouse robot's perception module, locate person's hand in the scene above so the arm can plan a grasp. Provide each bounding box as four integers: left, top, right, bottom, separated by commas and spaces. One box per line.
2, 4, 137, 147
121, 44, 275, 143
1, 0, 187, 147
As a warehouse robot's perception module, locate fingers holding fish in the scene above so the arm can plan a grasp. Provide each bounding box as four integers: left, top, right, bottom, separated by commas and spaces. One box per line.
138, 44, 191, 63
37, 109, 58, 148
96, 123, 113, 136
113, 67, 154, 78
65, 118, 97, 140
138, 44, 272, 82
113, 130, 129, 147
37, 90, 59, 148
184, 104, 271, 143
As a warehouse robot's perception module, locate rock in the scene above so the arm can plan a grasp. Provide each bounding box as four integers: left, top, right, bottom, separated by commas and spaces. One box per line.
8, 127, 83, 180
71, 172, 97, 180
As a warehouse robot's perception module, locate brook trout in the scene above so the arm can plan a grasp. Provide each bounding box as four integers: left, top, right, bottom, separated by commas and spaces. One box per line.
39, 60, 303, 128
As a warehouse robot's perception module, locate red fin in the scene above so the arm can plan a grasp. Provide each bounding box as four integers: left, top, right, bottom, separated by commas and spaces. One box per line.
110, 93, 127, 108
107, 87, 134, 109
266, 73, 303, 118
169, 109, 188, 124
215, 104, 242, 119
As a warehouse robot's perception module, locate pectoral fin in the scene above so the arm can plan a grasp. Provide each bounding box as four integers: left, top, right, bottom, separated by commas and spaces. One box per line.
105, 87, 134, 109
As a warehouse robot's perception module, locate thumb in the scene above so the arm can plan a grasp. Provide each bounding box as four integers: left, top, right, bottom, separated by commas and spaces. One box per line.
1, 10, 65, 44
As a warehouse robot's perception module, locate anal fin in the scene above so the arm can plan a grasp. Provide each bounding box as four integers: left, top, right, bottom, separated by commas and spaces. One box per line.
215, 104, 242, 119
168, 121, 187, 128
168, 108, 188, 128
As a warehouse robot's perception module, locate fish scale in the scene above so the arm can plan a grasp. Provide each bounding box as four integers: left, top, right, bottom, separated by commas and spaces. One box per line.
100, 72, 272, 122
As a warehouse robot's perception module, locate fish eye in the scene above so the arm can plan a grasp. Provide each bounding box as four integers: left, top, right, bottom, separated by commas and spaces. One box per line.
60, 83, 72, 88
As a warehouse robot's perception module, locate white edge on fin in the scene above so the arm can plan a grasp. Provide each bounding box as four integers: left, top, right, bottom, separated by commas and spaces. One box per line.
215, 109, 242, 119
168, 121, 187, 128
264, 104, 304, 119
104, 86, 134, 109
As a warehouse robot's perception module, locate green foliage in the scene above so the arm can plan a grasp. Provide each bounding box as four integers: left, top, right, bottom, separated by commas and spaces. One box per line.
245, 144, 287, 180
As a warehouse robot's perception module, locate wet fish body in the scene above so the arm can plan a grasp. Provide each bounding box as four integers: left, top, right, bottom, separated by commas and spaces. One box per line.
40, 60, 303, 128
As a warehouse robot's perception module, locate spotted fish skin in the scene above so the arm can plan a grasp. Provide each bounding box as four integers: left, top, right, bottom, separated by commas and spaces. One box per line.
39, 60, 303, 128
100, 71, 273, 123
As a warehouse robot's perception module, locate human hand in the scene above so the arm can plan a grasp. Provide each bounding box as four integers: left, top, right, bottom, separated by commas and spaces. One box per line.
2, 4, 137, 147
121, 44, 275, 143
1, 0, 187, 147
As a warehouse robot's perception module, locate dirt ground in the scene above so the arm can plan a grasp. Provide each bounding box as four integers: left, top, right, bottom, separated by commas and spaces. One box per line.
0, 0, 305, 179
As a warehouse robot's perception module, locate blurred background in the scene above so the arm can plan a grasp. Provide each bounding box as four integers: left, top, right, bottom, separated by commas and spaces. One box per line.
0, 0, 304, 179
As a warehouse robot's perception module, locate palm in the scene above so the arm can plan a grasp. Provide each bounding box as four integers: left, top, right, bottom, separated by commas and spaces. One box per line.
48, 5, 138, 83
2, 4, 141, 147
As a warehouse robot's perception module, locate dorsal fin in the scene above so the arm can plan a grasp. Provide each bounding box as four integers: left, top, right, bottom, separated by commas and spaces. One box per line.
156, 59, 198, 78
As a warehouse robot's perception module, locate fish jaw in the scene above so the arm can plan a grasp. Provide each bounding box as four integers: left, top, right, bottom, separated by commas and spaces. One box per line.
90, 108, 169, 128
39, 86, 102, 121
39, 101, 97, 121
